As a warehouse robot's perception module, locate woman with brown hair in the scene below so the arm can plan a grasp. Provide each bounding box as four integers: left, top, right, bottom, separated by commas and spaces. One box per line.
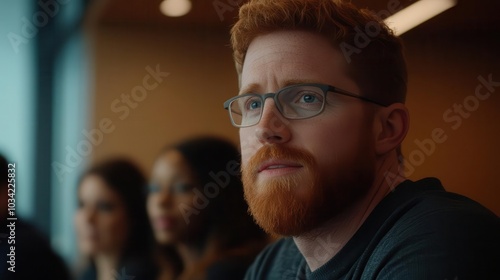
147, 136, 268, 280
75, 158, 156, 280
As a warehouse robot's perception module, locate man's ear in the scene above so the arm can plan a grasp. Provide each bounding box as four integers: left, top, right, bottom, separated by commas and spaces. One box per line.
374, 103, 410, 156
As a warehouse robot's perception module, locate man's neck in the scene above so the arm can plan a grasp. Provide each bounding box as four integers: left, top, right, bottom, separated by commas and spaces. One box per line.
294, 156, 406, 272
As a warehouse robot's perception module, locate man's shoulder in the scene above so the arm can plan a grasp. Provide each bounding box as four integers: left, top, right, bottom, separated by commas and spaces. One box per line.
245, 237, 306, 280
312, 178, 500, 279
390, 177, 499, 231
382, 178, 499, 251
364, 178, 500, 279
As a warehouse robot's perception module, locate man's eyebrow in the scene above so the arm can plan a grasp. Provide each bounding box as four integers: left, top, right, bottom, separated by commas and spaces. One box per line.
239, 83, 261, 95
239, 79, 321, 95
282, 79, 319, 87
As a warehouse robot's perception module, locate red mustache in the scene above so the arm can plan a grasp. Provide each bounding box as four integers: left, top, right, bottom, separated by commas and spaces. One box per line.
244, 145, 315, 176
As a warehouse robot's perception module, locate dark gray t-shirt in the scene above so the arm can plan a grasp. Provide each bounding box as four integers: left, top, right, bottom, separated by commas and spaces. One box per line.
244, 178, 500, 280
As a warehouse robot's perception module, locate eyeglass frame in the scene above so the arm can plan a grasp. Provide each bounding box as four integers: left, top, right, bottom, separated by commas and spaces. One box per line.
223, 83, 388, 128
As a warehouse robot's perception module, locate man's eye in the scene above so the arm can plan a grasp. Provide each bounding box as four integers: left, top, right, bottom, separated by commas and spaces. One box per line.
250, 101, 261, 109
246, 98, 262, 110
301, 94, 317, 103
297, 92, 322, 104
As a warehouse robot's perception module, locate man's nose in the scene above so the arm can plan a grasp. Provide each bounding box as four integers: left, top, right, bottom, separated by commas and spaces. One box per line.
255, 98, 291, 145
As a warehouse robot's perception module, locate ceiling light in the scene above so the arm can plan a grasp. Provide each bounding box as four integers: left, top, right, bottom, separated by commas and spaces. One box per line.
160, 0, 192, 17
384, 0, 457, 36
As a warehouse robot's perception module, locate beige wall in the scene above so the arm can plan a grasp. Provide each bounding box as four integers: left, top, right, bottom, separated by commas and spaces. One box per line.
90, 25, 500, 215
90, 25, 240, 172
402, 32, 500, 215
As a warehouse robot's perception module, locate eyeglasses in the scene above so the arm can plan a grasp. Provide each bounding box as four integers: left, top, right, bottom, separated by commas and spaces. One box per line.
223, 83, 387, 128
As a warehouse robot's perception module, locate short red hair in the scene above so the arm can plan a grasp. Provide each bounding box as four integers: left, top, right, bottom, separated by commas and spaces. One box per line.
230, 0, 407, 105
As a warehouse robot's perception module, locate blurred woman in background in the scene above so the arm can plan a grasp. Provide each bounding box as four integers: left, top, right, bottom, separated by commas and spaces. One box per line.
75, 158, 156, 280
147, 136, 268, 280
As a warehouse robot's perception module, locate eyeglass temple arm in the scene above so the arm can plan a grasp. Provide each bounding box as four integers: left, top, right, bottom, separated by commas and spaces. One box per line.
329, 86, 388, 107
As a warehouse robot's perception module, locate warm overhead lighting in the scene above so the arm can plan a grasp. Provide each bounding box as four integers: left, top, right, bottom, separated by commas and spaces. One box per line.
160, 0, 192, 17
384, 0, 457, 36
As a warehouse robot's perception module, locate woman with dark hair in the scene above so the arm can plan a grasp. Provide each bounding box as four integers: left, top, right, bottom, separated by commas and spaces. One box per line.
147, 136, 268, 280
75, 158, 156, 280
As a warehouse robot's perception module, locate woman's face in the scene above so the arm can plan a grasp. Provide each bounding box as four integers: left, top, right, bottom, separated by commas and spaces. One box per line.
74, 175, 129, 256
147, 150, 206, 245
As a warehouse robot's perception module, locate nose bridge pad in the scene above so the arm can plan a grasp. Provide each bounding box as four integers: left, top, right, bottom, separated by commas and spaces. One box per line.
262, 93, 283, 113
260, 98, 279, 124
258, 97, 290, 141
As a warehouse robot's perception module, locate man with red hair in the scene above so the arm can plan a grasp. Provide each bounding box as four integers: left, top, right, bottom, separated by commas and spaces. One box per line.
223, 0, 500, 279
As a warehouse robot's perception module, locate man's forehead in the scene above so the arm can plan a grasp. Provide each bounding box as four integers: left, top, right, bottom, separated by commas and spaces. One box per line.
239, 30, 350, 92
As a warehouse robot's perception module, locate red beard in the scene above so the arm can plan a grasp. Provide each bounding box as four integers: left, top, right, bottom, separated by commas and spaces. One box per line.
242, 144, 374, 237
